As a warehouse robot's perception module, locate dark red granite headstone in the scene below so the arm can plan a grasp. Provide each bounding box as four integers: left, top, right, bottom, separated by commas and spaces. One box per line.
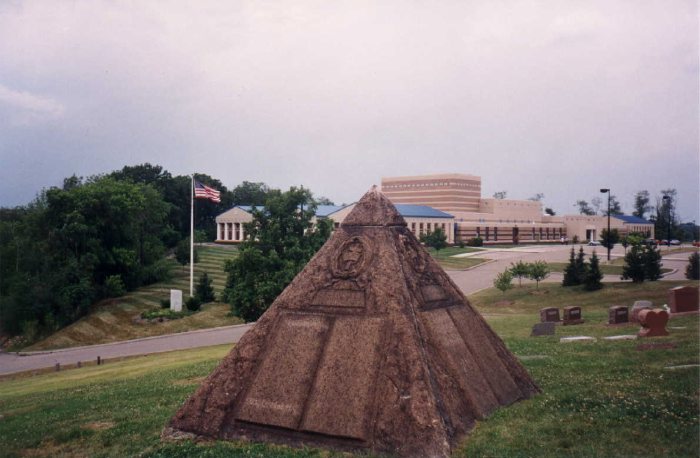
164, 187, 540, 457
608, 306, 629, 325
562, 306, 584, 325
540, 307, 560, 323
668, 286, 699, 313
637, 309, 670, 338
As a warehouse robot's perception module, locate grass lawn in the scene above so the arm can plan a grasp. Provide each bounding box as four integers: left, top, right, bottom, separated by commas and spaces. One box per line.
426, 246, 488, 270
1, 280, 697, 457
25, 245, 243, 352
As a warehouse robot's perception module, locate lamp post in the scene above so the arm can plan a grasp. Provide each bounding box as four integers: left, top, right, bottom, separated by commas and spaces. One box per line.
663, 195, 671, 251
600, 188, 611, 261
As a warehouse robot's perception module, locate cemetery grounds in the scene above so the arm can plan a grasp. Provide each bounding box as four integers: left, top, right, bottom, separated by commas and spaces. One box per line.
0, 280, 697, 457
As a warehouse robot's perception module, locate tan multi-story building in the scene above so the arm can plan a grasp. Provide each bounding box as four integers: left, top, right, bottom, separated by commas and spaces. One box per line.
381, 174, 481, 213
381, 173, 654, 244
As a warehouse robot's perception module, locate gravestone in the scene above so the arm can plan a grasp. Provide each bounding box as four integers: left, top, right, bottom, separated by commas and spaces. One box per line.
540, 307, 560, 323
668, 286, 699, 313
608, 305, 629, 325
631, 300, 653, 323
637, 309, 670, 338
164, 188, 539, 458
562, 306, 584, 325
531, 322, 555, 336
170, 289, 183, 312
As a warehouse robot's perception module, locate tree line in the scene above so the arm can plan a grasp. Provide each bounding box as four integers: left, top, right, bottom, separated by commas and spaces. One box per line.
0, 164, 292, 338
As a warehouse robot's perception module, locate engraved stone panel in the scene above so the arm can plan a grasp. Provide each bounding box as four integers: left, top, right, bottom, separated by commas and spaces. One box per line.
311, 289, 365, 309
421, 308, 499, 417
301, 316, 384, 440
237, 314, 330, 429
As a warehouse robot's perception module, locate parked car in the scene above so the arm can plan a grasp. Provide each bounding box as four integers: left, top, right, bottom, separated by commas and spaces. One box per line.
644, 238, 658, 246
693, 241, 700, 248
588, 240, 601, 246
669, 239, 681, 246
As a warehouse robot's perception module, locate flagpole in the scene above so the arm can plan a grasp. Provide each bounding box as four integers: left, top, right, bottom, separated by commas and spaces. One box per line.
190, 174, 194, 297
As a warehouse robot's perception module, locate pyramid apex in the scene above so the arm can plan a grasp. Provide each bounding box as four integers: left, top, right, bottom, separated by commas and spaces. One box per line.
341, 186, 406, 227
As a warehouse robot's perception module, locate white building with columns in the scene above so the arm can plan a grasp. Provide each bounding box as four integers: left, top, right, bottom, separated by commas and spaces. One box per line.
215, 204, 455, 244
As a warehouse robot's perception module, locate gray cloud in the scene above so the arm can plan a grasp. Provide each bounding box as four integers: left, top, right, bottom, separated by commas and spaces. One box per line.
0, 1, 697, 220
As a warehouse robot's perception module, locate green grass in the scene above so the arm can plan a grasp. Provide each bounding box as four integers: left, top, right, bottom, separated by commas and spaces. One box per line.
26, 245, 243, 352
427, 246, 488, 270
1, 280, 697, 457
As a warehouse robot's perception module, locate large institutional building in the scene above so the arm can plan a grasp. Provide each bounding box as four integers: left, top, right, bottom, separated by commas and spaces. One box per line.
215, 173, 654, 245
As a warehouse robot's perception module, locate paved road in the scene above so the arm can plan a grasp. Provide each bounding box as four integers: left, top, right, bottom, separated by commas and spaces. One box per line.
0, 244, 692, 376
0, 323, 253, 376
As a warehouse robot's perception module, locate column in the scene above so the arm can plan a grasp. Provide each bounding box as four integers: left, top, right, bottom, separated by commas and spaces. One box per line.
240, 223, 245, 241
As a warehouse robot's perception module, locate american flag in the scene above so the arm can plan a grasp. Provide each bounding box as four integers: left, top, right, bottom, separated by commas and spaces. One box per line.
194, 180, 221, 203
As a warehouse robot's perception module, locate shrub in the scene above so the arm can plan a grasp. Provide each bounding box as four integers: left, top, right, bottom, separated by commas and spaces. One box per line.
572, 235, 580, 244
104, 275, 126, 298
467, 237, 483, 247
185, 296, 202, 312
420, 228, 448, 251
686, 252, 700, 280
494, 269, 513, 294
458, 240, 465, 248
175, 238, 199, 269
195, 273, 216, 304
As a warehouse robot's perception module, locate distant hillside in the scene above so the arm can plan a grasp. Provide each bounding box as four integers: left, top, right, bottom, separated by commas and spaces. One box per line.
26, 245, 242, 351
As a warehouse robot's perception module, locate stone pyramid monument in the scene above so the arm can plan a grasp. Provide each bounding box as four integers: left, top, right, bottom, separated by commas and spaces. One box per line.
165, 187, 539, 457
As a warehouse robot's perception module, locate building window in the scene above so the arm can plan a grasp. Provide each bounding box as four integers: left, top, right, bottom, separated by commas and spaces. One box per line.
485, 227, 490, 241
494, 227, 498, 241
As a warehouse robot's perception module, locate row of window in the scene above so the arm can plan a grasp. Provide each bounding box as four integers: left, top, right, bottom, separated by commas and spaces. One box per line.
410, 221, 448, 236
383, 181, 480, 189
472, 227, 565, 242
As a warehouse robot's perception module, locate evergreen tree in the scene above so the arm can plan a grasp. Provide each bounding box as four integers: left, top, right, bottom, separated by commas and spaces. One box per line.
420, 228, 448, 251
583, 251, 603, 291
686, 252, 700, 280
642, 246, 663, 281
621, 244, 646, 283
575, 247, 588, 284
562, 247, 580, 286
195, 272, 216, 303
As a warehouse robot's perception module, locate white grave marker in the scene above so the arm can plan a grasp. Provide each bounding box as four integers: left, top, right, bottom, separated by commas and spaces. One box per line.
170, 289, 183, 312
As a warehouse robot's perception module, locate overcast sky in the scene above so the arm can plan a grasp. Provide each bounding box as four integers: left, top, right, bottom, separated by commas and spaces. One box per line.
1, 1, 698, 221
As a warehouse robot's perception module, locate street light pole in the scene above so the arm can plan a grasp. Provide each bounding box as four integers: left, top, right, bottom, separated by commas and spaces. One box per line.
600, 188, 611, 261
663, 195, 671, 251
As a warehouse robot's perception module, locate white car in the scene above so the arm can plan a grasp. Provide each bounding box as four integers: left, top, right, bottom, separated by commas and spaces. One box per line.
588, 240, 601, 246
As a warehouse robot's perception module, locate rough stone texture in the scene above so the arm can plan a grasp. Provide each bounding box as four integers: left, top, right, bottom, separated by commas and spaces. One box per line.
668, 286, 699, 314
165, 187, 540, 457
540, 307, 560, 323
631, 300, 653, 323
531, 322, 555, 336
562, 306, 584, 326
637, 309, 670, 338
608, 306, 629, 325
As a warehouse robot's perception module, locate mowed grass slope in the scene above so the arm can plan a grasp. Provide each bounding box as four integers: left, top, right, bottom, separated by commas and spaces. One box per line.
27, 245, 243, 351
1, 280, 697, 457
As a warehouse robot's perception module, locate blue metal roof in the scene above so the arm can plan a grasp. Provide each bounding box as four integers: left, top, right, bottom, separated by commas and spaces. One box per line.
614, 215, 652, 225
394, 204, 453, 219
